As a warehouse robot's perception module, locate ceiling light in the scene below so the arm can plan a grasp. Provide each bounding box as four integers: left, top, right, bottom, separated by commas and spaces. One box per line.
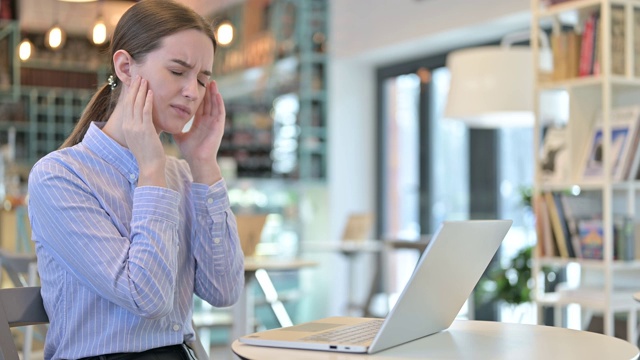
18, 39, 33, 61
92, 18, 107, 45
216, 21, 234, 47
444, 31, 553, 128
46, 25, 66, 50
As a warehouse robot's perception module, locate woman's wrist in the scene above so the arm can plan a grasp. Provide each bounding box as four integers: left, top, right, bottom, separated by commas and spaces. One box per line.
189, 161, 222, 185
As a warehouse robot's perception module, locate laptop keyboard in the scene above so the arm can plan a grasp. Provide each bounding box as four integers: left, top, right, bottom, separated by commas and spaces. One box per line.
301, 319, 384, 344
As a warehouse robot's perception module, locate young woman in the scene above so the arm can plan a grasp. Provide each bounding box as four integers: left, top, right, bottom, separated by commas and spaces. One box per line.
27, 1, 244, 359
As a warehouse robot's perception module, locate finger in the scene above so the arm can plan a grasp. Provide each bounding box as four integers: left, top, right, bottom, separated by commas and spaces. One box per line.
134, 78, 148, 124
194, 86, 208, 120
143, 89, 153, 127
125, 76, 141, 118
214, 91, 225, 122
201, 81, 213, 117
205, 81, 218, 116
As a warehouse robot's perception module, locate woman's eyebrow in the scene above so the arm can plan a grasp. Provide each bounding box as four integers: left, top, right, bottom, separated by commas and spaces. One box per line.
170, 59, 212, 76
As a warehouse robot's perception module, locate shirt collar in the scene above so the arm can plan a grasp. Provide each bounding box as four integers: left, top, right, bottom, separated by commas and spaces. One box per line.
82, 122, 139, 184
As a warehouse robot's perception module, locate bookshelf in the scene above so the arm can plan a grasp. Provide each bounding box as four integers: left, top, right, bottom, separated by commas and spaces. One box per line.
213, 0, 328, 180
0, 21, 108, 169
532, 0, 640, 341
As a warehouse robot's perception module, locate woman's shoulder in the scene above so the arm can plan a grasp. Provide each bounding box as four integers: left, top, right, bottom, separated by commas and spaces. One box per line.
33, 145, 82, 165
29, 145, 91, 180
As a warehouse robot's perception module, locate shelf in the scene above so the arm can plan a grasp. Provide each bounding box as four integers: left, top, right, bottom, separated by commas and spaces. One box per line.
537, 0, 640, 18
538, 180, 640, 192
532, 0, 640, 338
0, 122, 31, 131
535, 257, 640, 270
217, 55, 325, 101
538, 75, 640, 91
20, 60, 107, 74
536, 288, 640, 311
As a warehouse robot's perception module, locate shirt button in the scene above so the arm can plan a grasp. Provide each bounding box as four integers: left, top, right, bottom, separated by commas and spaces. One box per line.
129, 174, 136, 180
207, 198, 214, 204
172, 324, 181, 331
214, 238, 221, 244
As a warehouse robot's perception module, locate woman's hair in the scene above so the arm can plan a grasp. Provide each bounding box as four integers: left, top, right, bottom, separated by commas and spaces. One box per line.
60, 0, 217, 148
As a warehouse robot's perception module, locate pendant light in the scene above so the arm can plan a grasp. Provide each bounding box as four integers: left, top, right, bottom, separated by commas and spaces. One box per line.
45, 0, 66, 50
92, 0, 107, 45
46, 25, 65, 50
92, 19, 107, 45
216, 20, 234, 47
444, 31, 553, 128
18, 39, 34, 61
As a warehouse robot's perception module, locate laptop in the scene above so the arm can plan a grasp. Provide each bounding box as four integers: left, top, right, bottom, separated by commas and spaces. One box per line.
239, 219, 512, 354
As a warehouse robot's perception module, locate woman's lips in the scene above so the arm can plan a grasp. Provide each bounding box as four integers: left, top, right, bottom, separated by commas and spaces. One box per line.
171, 104, 191, 118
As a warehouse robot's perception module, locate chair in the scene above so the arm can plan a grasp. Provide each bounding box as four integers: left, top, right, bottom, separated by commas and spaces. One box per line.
0, 286, 210, 360
336, 213, 378, 316
0, 286, 48, 360
235, 214, 268, 257
0, 250, 42, 360
0, 255, 209, 360
188, 323, 210, 360
0, 249, 38, 288
341, 213, 374, 242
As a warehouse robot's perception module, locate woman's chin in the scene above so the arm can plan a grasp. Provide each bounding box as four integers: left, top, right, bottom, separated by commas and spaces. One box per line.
157, 117, 193, 135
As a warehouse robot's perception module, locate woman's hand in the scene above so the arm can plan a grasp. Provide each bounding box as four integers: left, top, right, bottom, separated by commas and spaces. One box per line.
122, 76, 167, 187
174, 80, 225, 185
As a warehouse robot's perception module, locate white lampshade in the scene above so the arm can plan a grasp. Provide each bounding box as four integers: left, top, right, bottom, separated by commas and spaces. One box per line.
444, 46, 534, 128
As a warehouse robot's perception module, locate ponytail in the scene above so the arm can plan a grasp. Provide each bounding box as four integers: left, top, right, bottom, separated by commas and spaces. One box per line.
59, 83, 118, 149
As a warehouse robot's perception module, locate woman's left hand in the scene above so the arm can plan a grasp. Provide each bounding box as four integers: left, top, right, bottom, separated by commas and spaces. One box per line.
174, 80, 225, 184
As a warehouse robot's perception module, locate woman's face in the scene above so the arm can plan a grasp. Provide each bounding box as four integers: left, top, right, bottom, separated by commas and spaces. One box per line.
131, 29, 214, 134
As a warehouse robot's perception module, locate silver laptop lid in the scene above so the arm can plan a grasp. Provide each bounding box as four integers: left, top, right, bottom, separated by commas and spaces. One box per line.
369, 219, 512, 353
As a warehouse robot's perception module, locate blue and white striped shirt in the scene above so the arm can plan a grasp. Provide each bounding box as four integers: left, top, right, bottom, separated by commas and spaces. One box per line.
27, 122, 244, 360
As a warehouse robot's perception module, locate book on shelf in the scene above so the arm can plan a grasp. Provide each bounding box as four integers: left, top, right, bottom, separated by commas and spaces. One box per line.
579, 12, 598, 77
545, 0, 577, 5
544, 192, 572, 258
559, 193, 583, 259
577, 216, 636, 261
532, 191, 640, 261
580, 106, 640, 182
551, 30, 580, 81
611, 6, 626, 76
635, 9, 640, 77
533, 193, 558, 257
539, 126, 569, 184
615, 216, 635, 261
592, 12, 602, 76
578, 218, 604, 260
551, 5, 640, 80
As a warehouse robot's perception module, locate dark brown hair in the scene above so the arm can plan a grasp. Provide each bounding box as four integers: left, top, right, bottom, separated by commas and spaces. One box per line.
60, 0, 217, 148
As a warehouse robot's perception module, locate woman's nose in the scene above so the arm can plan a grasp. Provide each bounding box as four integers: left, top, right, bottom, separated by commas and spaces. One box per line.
182, 78, 199, 101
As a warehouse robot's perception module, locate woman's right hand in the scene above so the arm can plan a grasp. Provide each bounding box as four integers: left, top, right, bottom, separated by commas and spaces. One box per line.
122, 76, 167, 187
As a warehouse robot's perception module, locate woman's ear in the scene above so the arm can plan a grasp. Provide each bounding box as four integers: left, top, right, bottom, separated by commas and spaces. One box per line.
113, 50, 134, 86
